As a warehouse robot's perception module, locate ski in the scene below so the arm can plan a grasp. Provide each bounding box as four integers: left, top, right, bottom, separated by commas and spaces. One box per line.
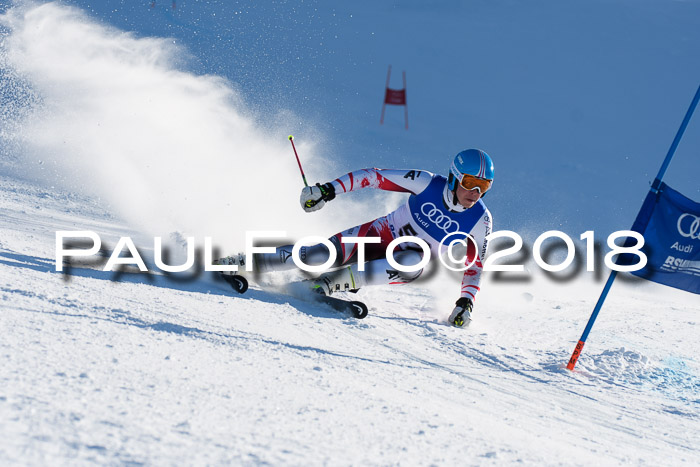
310, 293, 369, 319
218, 273, 368, 319
221, 273, 249, 294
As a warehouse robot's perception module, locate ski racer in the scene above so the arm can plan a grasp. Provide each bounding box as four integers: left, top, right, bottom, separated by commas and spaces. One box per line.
219, 149, 494, 327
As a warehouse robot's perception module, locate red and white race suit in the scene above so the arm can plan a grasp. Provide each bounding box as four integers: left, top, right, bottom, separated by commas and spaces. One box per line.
328, 168, 492, 303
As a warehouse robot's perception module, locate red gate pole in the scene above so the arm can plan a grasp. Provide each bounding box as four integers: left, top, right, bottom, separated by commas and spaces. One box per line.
380, 65, 392, 125
403, 70, 408, 130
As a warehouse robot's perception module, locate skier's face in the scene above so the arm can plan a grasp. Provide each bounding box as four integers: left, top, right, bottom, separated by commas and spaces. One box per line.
455, 184, 481, 209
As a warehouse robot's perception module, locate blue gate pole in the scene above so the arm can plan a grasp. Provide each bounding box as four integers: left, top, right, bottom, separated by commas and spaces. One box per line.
567, 84, 700, 371
652, 84, 700, 191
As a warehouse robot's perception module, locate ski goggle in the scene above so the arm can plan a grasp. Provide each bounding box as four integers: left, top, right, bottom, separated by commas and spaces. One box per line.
459, 174, 492, 194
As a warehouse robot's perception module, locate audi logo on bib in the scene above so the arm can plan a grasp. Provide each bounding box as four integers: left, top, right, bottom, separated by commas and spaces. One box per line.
421, 202, 460, 234
678, 213, 700, 240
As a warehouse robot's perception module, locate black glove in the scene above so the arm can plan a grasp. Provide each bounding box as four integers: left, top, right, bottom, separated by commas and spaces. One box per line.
317, 182, 335, 201
448, 297, 473, 327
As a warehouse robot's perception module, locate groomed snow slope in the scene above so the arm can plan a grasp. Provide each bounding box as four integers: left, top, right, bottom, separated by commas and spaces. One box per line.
1, 1, 699, 464
1, 175, 698, 465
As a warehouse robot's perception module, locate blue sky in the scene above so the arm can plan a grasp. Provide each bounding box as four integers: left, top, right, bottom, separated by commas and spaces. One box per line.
8, 0, 700, 237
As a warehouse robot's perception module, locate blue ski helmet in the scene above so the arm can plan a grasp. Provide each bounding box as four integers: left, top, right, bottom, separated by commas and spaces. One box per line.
447, 149, 494, 192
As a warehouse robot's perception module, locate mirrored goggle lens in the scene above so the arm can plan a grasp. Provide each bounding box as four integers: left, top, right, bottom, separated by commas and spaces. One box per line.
459, 174, 492, 193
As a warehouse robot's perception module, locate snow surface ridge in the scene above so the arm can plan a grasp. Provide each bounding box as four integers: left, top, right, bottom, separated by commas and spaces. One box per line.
1, 173, 698, 465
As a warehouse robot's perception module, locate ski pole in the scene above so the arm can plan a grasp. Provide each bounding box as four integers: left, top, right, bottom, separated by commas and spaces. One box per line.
289, 135, 320, 209
288, 135, 309, 187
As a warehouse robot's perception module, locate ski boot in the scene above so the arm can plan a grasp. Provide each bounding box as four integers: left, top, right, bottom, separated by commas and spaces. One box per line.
310, 266, 360, 296
215, 252, 247, 271
307, 267, 367, 318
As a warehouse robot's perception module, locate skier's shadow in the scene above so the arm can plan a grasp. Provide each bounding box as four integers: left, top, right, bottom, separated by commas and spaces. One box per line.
0, 250, 350, 320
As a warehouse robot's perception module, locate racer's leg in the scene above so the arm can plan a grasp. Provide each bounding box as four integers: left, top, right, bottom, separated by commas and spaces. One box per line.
313, 250, 424, 295
246, 216, 389, 273
312, 216, 426, 294
222, 215, 425, 291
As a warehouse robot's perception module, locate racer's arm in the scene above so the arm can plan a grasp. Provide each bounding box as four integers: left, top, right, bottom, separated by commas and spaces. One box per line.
449, 209, 493, 327
330, 168, 433, 196
301, 168, 434, 212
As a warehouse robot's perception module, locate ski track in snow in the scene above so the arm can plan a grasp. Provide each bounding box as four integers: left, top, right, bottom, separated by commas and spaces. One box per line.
1, 175, 698, 465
